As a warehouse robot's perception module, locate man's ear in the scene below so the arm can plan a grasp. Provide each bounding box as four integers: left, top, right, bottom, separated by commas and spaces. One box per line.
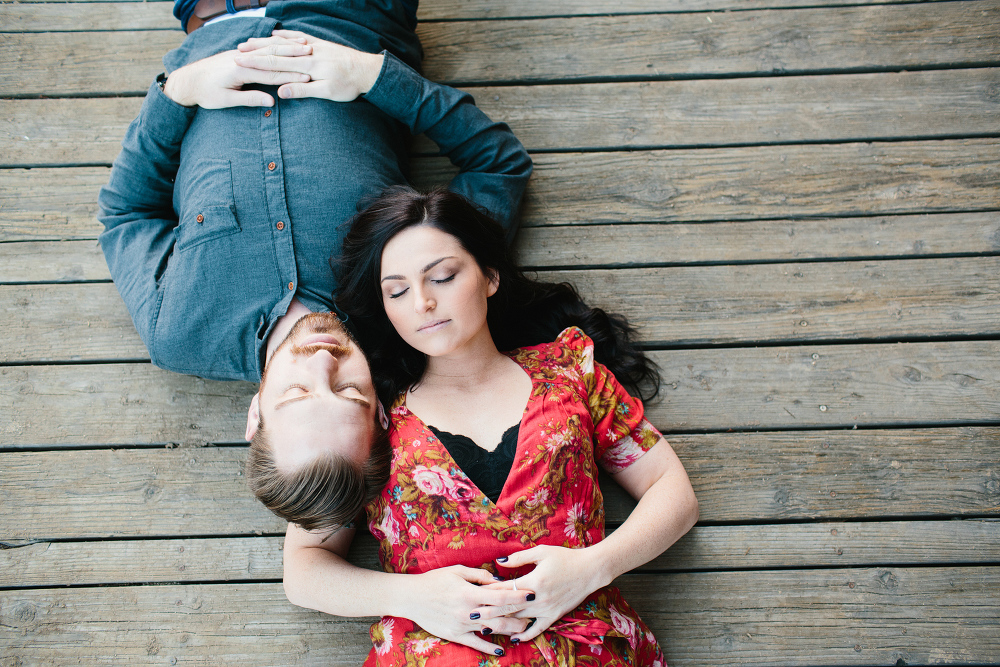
487, 269, 500, 297
245, 393, 261, 441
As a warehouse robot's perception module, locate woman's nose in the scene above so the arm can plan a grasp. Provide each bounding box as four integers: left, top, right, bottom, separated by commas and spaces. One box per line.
413, 288, 435, 313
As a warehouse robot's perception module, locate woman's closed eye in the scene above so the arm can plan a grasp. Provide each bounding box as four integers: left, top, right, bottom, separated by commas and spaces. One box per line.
431, 273, 456, 284
387, 286, 409, 299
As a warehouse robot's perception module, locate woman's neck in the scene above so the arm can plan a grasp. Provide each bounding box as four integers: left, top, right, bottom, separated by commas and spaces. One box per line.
418, 327, 507, 393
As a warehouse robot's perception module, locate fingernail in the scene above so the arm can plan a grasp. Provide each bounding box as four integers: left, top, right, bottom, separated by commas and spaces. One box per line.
494, 648, 505, 656
496, 556, 508, 563
482, 627, 493, 636
493, 576, 503, 581
511, 638, 521, 645
470, 612, 480, 620
526, 593, 535, 602
526, 619, 535, 629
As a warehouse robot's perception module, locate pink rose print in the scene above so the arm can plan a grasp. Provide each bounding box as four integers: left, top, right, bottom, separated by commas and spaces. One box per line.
412, 465, 476, 502
609, 605, 638, 650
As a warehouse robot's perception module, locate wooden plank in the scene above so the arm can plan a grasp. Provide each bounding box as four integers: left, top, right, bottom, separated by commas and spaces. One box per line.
5, 256, 999, 362
3, 343, 998, 445
1, 567, 997, 665
516, 212, 1000, 269
418, 0, 941, 21
0, 240, 109, 283
0, 0, 932, 29
3, 428, 997, 538
500, 139, 1000, 226
418, 2, 1000, 84
6, 140, 999, 238
4, 212, 1000, 284
1, 364, 257, 447
7, 68, 999, 166
4, 2, 998, 95
4, 520, 998, 587
0, 168, 108, 242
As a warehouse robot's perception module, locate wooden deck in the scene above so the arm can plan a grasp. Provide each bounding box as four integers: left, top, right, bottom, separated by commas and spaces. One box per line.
2, 0, 999, 664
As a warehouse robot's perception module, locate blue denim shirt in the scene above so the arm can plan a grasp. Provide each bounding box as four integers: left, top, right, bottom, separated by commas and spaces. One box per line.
98, 1, 532, 382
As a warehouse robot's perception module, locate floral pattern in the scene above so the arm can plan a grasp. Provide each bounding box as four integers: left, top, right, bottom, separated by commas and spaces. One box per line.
363, 328, 667, 666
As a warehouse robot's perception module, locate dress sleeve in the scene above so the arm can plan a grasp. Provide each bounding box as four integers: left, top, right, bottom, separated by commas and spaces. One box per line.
557, 327, 663, 474
361, 52, 532, 241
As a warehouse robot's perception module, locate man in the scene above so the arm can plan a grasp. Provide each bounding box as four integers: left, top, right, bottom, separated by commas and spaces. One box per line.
98, 0, 532, 522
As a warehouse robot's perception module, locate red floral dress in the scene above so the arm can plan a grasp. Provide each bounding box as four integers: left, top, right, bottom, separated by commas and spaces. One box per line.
363, 328, 667, 667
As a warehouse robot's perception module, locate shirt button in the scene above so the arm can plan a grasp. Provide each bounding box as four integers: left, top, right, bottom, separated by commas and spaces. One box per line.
196, 214, 204, 223
276, 221, 285, 230
264, 109, 272, 117
268, 162, 276, 171
287, 282, 294, 290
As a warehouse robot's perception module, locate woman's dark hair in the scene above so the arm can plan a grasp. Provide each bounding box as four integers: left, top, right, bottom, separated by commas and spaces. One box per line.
333, 186, 660, 406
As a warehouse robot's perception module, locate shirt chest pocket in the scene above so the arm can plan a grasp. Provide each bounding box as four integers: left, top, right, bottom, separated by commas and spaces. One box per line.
175, 159, 241, 251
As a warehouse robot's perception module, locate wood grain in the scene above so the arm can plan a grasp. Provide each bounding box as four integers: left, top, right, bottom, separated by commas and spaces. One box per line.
4, 2, 997, 95
4, 212, 1000, 285
3, 428, 997, 539
1, 567, 996, 665
7, 68, 999, 165
5, 140, 998, 238
4, 256, 999, 362
4, 519, 997, 587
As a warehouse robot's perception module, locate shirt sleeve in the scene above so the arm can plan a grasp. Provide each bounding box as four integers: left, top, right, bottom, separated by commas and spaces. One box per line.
559, 327, 663, 474
362, 52, 532, 242
97, 82, 196, 348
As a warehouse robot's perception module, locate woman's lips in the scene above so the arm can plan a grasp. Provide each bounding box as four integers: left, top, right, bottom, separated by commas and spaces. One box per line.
418, 319, 450, 333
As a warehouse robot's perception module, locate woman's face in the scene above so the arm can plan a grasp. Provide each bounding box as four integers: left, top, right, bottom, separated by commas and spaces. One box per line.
379, 224, 498, 359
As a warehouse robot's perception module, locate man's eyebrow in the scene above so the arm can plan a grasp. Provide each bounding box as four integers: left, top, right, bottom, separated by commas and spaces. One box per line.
380, 256, 455, 283
274, 392, 371, 411
274, 394, 312, 411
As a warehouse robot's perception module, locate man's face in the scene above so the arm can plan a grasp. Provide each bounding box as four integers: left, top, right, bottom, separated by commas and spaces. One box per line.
246, 312, 377, 471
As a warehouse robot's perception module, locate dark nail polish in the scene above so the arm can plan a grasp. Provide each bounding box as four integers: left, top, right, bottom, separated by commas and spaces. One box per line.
526, 618, 535, 629
470, 612, 480, 620
511, 638, 521, 645
493, 576, 503, 581
482, 627, 493, 636
494, 648, 505, 656
496, 556, 508, 563
525, 593, 535, 602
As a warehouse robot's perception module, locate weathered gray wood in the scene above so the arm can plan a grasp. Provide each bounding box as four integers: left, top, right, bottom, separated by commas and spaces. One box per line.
6, 140, 998, 238
1, 567, 997, 665
1, 364, 257, 447
0, 0, 935, 29
3, 343, 998, 445
8, 68, 1000, 165
4, 212, 1000, 285
4, 2, 998, 95
5, 256, 999, 362
3, 428, 997, 539
499, 139, 1000, 227
4, 520, 998, 587
517, 212, 1000, 268
649, 342, 1000, 431
418, 2, 1000, 84
0, 240, 109, 283
0, 168, 108, 242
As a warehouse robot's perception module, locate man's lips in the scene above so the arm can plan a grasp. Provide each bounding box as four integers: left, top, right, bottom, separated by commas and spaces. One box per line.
300, 333, 341, 347
418, 319, 450, 333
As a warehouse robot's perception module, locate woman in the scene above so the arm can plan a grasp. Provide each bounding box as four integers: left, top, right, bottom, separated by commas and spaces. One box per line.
282, 187, 698, 665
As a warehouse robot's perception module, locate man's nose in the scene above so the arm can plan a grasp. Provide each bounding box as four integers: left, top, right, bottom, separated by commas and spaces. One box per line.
303, 347, 340, 380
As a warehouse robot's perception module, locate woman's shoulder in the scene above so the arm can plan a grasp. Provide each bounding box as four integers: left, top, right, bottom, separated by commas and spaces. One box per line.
510, 326, 595, 377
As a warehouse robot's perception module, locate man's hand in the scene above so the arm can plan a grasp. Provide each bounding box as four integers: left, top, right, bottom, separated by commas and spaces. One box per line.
233, 30, 385, 102
162, 49, 311, 108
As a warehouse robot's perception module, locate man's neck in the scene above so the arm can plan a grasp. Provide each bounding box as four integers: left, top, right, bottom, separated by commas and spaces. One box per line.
264, 298, 313, 364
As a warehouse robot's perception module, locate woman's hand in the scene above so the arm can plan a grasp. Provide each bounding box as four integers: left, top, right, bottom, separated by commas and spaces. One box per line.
234, 30, 384, 102
399, 565, 535, 655
493, 545, 610, 643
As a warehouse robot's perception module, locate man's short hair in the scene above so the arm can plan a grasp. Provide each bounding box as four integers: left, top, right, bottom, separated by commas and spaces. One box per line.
246, 416, 391, 533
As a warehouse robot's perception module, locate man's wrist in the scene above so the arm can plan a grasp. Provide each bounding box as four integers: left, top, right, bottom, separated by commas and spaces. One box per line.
161, 67, 196, 107
356, 52, 386, 96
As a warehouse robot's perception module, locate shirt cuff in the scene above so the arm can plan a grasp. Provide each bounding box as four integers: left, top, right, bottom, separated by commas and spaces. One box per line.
140, 80, 199, 145
361, 51, 422, 127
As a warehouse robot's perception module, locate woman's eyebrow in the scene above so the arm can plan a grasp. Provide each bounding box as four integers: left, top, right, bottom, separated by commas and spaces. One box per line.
380, 256, 456, 282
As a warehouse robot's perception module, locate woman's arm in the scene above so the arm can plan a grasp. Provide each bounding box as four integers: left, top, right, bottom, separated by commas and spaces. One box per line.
490, 438, 698, 642
283, 521, 535, 654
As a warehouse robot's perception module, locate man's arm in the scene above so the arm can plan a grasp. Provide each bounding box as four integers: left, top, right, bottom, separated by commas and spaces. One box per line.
235, 31, 533, 239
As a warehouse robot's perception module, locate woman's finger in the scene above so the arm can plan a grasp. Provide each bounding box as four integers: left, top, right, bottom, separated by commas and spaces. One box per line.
450, 566, 499, 587
449, 633, 506, 657
469, 600, 531, 622
475, 587, 536, 610
511, 616, 552, 644
475, 615, 531, 636
496, 546, 545, 569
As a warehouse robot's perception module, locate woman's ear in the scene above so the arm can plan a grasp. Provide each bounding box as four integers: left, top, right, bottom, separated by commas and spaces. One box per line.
486, 268, 500, 297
